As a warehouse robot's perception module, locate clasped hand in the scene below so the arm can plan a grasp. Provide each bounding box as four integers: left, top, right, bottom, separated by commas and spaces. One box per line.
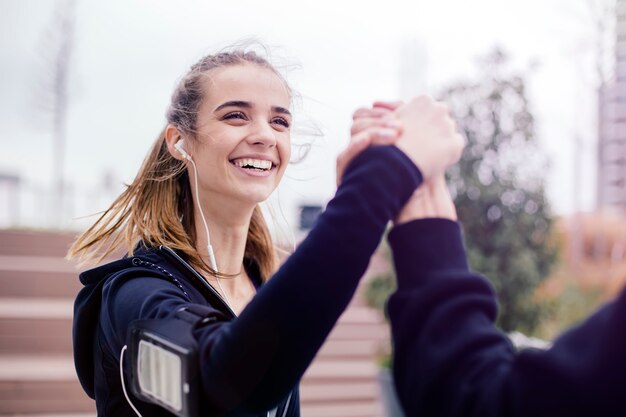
336, 96, 464, 223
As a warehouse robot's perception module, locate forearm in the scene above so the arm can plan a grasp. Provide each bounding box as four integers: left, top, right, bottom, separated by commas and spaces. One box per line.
387, 219, 517, 417
388, 218, 626, 417
198, 145, 423, 412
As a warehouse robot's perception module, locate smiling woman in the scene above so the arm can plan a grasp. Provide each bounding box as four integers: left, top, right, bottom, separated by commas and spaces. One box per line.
64, 46, 442, 417
165, 64, 293, 217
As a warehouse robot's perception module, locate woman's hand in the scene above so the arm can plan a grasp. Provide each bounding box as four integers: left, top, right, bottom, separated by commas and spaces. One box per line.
336, 102, 404, 185
394, 95, 464, 181
395, 174, 458, 225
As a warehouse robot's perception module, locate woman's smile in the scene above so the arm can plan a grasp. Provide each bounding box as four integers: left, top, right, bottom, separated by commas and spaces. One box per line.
230, 157, 277, 178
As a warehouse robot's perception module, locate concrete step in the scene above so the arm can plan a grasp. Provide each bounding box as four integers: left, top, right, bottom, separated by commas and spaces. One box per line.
0, 355, 76, 381
0, 298, 387, 356
0, 355, 95, 414
0, 414, 94, 417
327, 322, 389, 341
0, 255, 82, 299
0, 324, 387, 357
0, 230, 77, 258
303, 359, 379, 381
316, 339, 382, 359
300, 381, 379, 403
0, 226, 389, 417
0, 299, 386, 415
0, 298, 73, 355
301, 401, 382, 417
0, 298, 73, 320
0, 354, 381, 414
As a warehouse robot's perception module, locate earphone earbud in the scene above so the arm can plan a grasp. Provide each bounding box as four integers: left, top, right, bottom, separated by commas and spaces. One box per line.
174, 139, 192, 161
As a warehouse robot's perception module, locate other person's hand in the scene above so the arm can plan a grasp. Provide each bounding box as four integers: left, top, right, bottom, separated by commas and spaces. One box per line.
394, 95, 464, 181
395, 174, 458, 225
336, 102, 403, 185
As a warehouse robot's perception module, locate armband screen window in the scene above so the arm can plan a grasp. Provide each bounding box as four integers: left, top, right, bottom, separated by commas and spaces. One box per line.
137, 337, 185, 411
127, 307, 210, 417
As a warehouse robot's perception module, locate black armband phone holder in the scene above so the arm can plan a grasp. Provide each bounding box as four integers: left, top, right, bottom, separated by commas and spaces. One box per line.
127, 305, 217, 417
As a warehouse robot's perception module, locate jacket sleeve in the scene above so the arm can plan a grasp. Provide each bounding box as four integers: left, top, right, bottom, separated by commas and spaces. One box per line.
104, 145, 423, 415
387, 218, 626, 417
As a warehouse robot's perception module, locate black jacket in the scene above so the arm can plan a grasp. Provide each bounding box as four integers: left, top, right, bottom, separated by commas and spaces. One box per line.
72, 146, 423, 416
388, 218, 626, 417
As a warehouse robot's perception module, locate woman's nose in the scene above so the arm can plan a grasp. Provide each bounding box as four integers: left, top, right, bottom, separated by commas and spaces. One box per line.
246, 120, 277, 147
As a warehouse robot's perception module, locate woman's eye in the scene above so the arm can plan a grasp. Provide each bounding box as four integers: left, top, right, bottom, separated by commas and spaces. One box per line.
223, 112, 246, 121
272, 117, 290, 128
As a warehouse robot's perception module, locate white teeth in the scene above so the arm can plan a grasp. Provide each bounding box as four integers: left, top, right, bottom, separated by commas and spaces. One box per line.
233, 158, 273, 170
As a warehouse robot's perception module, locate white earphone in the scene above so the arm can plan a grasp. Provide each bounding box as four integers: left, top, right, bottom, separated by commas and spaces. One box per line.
174, 139, 192, 161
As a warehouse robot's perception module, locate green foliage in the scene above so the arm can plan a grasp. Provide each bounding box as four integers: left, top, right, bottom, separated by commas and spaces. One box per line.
537, 283, 603, 340
363, 47, 560, 335
534, 263, 610, 340
363, 270, 396, 319
362, 242, 395, 369
441, 48, 560, 333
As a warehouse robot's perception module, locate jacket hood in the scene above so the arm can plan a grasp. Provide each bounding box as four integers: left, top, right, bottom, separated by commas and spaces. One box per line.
72, 246, 253, 398
72, 246, 235, 398
73, 256, 137, 398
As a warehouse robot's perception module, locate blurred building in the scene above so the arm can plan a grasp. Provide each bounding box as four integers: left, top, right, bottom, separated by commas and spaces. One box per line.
598, 0, 626, 210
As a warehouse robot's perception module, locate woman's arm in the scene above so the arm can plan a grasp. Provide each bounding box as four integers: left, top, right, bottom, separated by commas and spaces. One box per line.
388, 179, 626, 417
388, 218, 516, 417
104, 146, 420, 415
198, 145, 422, 413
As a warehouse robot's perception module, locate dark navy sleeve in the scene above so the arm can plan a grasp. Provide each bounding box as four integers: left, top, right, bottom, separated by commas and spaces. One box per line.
387, 218, 626, 417
199, 145, 422, 413
105, 146, 422, 415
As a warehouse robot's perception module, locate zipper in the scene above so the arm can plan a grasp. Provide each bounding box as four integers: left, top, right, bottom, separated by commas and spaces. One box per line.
281, 392, 293, 417
159, 245, 237, 319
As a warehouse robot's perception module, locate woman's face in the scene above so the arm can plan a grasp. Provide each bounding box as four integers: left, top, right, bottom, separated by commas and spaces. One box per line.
189, 64, 292, 206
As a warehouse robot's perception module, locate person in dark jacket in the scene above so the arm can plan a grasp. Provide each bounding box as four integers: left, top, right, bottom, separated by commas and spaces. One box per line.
355, 102, 626, 416
68, 47, 464, 417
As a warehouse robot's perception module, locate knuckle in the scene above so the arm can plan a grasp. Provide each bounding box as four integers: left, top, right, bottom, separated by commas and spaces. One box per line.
352, 107, 369, 120
351, 119, 368, 134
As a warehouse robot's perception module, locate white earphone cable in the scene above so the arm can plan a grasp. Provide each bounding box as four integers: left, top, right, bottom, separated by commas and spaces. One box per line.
120, 345, 143, 417
188, 157, 219, 273
188, 156, 233, 309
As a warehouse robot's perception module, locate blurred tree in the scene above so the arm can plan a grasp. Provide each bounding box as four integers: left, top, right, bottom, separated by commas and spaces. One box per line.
441, 47, 560, 333
364, 47, 560, 335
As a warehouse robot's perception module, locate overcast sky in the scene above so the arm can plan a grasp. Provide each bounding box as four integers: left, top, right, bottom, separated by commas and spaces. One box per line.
0, 0, 610, 229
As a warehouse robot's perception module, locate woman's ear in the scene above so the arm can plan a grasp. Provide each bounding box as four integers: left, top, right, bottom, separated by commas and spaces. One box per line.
165, 124, 186, 161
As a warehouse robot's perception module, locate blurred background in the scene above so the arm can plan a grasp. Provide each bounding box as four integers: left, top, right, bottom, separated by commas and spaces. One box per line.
0, 0, 625, 416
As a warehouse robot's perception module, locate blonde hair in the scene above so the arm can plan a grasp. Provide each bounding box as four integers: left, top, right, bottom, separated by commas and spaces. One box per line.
67, 50, 289, 281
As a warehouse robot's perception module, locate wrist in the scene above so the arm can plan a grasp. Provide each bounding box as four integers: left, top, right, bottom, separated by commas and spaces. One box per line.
393, 181, 457, 225
389, 219, 469, 289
